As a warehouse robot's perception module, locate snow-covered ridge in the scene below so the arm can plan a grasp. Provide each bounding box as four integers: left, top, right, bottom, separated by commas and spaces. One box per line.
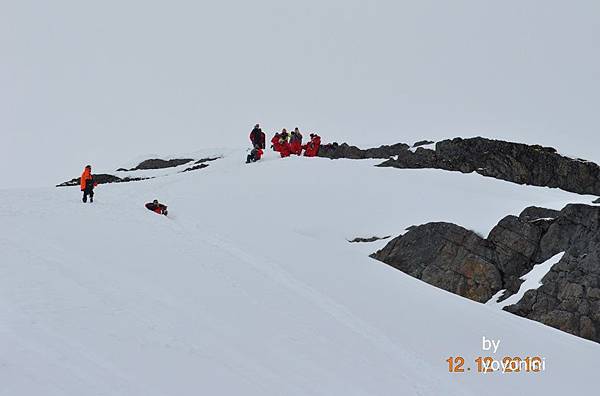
2, 147, 599, 395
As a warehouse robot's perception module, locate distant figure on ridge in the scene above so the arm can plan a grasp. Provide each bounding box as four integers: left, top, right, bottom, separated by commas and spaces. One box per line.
249, 124, 266, 149
246, 144, 264, 163
145, 199, 168, 216
80, 165, 97, 203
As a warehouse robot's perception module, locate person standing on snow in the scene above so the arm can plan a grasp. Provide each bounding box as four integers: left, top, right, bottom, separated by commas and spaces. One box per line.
246, 144, 264, 163
249, 124, 265, 149
80, 165, 97, 203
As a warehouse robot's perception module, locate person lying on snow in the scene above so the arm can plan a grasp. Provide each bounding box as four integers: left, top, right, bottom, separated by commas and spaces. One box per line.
249, 124, 266, 149
289, 128, 303, 155
80, 165, 98, 203
246, 145, 264, 163
145, 199, 168, 216
303, 133, 321, 157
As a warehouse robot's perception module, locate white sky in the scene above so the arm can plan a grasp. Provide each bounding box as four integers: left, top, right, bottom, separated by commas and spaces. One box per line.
2, 0, 599, 188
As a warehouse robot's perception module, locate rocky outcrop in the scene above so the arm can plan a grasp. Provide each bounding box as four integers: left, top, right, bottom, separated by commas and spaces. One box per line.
317, 142, 409, 160
378, 137, 600, 196
371, 204, 600, 343
56, 174, 148, 187
182, 163, 209, 173
412, 140, 434, 148
372, 223, 502, 303
130, 158, 195, 170
316, 137, 600, 195
348, 235, 391, 243
59, 157, 220, 187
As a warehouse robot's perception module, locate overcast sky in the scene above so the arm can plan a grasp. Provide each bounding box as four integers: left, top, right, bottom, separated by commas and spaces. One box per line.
2, 0, 599, 188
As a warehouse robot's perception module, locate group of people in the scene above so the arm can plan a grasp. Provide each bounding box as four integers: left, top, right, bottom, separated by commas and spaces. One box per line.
247, 124, 321, 163
78, 122, 324, 214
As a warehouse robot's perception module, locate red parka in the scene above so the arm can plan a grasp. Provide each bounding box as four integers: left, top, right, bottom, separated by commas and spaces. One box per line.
279, 141, 291, 158
271, 134, 281, 152
303, 135, 321, 157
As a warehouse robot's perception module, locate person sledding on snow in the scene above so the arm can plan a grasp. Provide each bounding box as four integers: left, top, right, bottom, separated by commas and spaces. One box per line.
145, 199, 168, 216
289, 127, 303, 155
80, 165, 97, 203
246, 144, 263, 163
303, 133, 321, 157
249, 124, 266, 149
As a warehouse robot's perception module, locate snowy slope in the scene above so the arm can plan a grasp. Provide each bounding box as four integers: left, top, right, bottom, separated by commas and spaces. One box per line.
1, 149, 598, 395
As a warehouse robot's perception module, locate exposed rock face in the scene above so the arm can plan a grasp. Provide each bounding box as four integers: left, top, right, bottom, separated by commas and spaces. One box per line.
372, 204, 600, 343
59, 157, 219, 187
56, 174, 148, 187
379, 137, 600, 196
181, 163, 209, 173
348, 235, 391, 243
316, 137, 600, 195
372, 223, 501, 303
317, 142, 409, 159
193, 157, 221, 164
412, 140, 434, 147
131, 158, 195, 170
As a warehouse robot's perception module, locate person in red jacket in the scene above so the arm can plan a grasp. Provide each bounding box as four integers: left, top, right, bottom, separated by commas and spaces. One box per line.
289, 127, 303, 155
303, 133, 321, 157
145, 199, 168, 216
279, 140, 291, 158
271, 132, 282, 152
246, 145, 264, 163
80, 165, 97, 203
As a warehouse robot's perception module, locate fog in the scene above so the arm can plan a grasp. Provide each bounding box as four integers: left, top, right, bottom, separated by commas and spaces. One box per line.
2, 0, 599, 188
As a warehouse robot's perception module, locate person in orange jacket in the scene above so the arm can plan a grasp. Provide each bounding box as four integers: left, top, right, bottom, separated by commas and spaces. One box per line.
80, 165, 97, 203
303, 133, 321, 157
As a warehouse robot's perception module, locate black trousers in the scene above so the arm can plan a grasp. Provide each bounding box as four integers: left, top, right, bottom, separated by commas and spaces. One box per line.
82, 187, 94, 202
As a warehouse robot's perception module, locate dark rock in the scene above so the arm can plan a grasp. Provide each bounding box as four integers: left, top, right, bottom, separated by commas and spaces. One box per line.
372, 203, 600, 343
318, 142, 410, 160
593, 198, 600, 204
378, 137, 600, 196
348, 236, 391, 243
194, 157, 221, 164
181, 163, 209, 173
412, 140, 434, 148
115, 168, 128, 172
132, 158, 195, 170
371, 222, 502, 303
56, 174, 149, 187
